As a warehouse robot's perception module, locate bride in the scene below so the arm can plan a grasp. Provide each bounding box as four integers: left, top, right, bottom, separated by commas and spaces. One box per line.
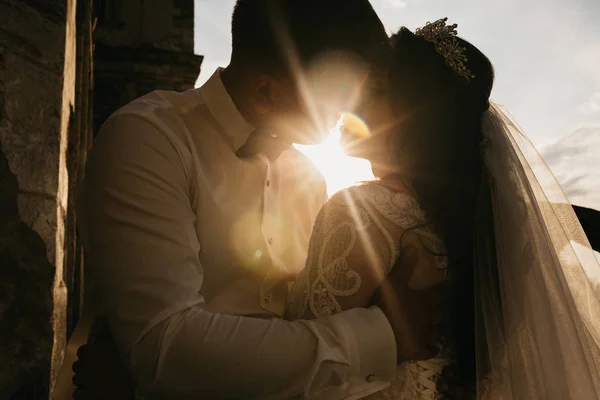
285, 19, 600, 399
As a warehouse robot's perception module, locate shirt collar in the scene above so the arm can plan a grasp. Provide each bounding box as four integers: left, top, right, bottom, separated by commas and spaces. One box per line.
199, 68, 255, 152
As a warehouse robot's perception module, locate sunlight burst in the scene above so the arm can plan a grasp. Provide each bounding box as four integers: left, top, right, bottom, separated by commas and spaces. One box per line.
294, 117, 376, 197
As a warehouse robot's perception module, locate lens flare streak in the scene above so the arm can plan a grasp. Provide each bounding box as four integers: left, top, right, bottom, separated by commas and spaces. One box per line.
294, 119, 376, 197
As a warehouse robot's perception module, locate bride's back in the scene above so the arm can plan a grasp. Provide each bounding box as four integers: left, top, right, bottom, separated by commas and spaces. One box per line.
285, 180, 452, 399
386, 23, 495, 388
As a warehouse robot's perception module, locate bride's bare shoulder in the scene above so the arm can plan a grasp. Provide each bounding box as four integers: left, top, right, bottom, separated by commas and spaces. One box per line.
329, 180, 412, 203
327, 181, 425, 223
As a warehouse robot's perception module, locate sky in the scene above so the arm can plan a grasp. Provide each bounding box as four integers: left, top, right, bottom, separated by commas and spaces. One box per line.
193, 0, 600, 210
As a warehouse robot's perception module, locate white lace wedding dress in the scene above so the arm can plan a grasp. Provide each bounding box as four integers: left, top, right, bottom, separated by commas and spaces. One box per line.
285, 181, 452, 399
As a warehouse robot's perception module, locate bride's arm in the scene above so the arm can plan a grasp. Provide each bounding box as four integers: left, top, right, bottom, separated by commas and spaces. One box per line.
286, 186, 447, 321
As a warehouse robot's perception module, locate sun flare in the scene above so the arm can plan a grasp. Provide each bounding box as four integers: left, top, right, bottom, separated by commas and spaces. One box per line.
294, 117, 376, 197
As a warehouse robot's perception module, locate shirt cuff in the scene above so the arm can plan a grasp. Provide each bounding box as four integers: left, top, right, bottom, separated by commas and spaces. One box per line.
329, 306, 397, 382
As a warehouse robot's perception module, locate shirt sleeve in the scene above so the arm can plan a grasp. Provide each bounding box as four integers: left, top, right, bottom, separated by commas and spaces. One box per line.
77, 114, 397, 400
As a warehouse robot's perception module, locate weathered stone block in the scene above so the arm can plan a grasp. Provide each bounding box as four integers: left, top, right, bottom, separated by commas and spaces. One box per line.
0, 142, 54, 400
0, 1, 72, 397
0, 0, 202, 396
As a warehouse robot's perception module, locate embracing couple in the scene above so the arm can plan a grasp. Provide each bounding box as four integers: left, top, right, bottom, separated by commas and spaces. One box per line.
69, 0, 600, 399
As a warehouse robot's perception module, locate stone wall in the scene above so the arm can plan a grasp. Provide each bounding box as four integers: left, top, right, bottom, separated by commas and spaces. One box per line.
0, 1, 200, 397
94, 43, 203, 131
94, 0, 195, 53
93, 0, 202, 132
0, 0, 76, 397
0, 149, 54, 399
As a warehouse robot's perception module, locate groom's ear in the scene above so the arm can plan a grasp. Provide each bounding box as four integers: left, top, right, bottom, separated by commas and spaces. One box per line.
248, 74, 280, 116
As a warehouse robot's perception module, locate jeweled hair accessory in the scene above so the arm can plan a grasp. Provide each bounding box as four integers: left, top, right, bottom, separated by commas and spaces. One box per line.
415, 17, 475, 81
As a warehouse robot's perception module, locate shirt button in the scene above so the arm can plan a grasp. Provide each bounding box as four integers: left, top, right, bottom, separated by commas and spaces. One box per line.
268, 238, 273, 245
266, 180, 271, 187
264, 295, 270, 303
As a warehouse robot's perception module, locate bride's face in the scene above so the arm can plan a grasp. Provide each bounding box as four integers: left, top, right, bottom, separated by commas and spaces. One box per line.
289, 52, 397, 149
342, 71, 400, 177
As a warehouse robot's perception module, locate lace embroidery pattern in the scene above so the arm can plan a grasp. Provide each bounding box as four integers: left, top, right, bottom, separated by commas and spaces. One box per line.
286, 182, 449, 320
285, 182, 452, 399
358, 184, 448, 271
286, 192, 372, 318
366, 358, 450, 400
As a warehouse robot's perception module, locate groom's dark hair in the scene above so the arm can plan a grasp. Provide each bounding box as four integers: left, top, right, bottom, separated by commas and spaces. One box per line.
230, 0, 390, 75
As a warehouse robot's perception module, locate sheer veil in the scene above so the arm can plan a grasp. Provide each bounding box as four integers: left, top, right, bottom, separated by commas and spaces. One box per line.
474, 103, 600, 399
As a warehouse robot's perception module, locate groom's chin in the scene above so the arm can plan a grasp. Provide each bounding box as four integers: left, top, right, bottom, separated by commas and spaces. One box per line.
270, 118, 328, 145
294, 123, 334, 145
292, 131, 328, 145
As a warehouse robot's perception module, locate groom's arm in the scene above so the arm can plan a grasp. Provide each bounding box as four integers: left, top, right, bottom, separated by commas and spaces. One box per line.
78, 114, 397, 400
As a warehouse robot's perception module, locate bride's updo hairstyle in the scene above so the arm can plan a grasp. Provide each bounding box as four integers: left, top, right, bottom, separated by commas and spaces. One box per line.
388, 26, 494, 385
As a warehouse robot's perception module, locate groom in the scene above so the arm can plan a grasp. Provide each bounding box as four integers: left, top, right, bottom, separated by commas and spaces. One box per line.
73, 0, 445, 398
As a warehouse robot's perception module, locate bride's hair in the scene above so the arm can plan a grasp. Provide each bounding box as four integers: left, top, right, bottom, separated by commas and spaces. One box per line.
389, 27, 494, 385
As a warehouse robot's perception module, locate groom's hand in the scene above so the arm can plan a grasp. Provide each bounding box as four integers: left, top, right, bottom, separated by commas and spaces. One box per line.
371, 245, 447, 364
72, 331, 135, 399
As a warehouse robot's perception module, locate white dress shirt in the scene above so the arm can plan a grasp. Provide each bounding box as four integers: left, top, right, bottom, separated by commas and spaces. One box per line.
77, 68, 397, 399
